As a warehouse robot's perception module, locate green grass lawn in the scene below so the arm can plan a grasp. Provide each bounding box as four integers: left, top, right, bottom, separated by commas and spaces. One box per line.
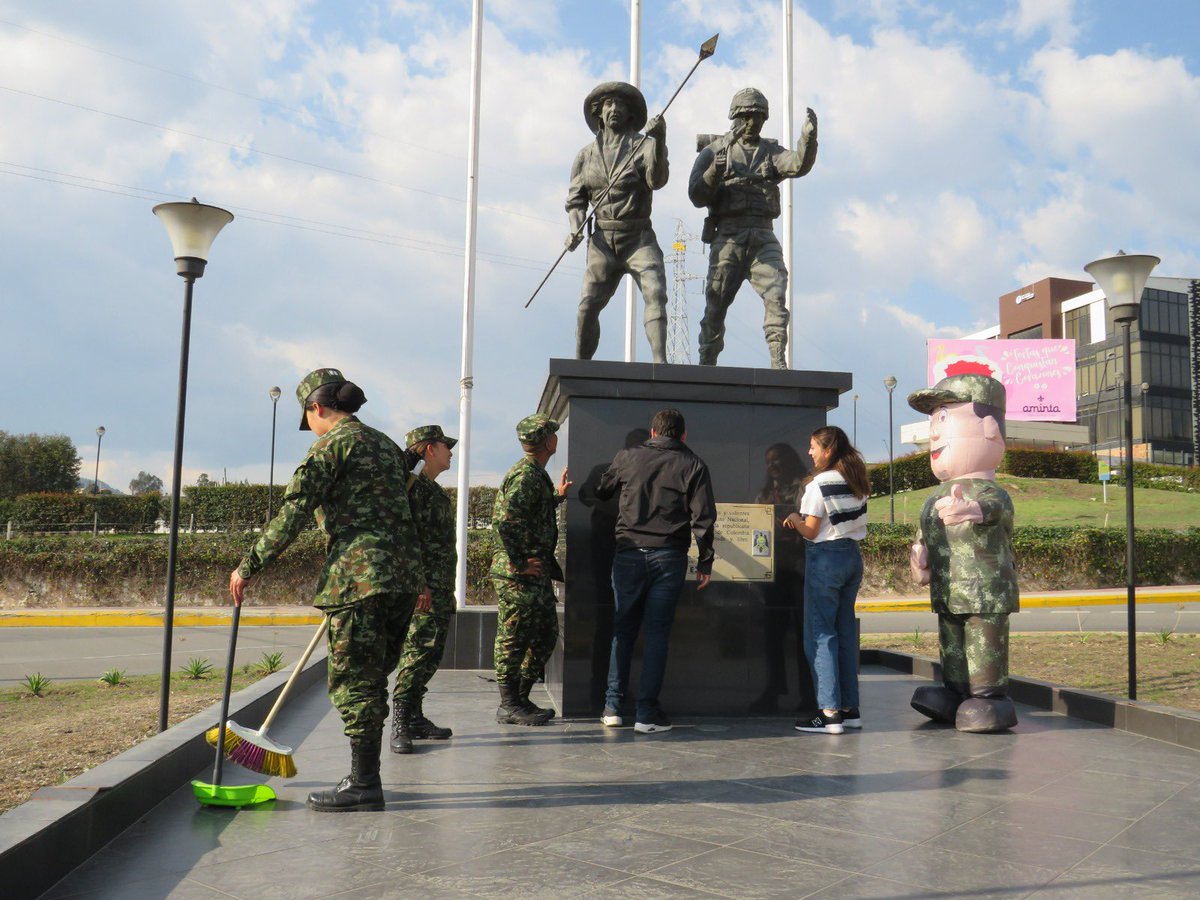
868, 474, 1200, 531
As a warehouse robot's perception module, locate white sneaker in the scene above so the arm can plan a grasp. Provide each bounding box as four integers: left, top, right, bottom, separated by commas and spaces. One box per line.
634, 710, 672, 734
601, 707, 623, 727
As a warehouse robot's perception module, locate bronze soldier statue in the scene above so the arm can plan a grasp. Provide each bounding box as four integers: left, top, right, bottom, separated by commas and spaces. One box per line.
689, 88, 817, 368
566, 82, 669, 362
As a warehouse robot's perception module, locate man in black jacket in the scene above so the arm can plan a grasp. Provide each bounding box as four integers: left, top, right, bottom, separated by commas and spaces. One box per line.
593, 409, 716, 733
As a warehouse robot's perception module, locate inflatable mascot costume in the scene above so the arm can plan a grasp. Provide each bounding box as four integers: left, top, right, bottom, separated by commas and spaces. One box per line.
908, 374, 1019, 733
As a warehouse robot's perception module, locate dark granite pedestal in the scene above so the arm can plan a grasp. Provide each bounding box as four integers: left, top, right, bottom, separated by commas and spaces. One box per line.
538, 359, 852, 718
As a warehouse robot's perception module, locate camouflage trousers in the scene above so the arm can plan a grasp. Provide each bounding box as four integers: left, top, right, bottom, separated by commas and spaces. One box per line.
393, 601, 452, 705
698, 225, 788, 362
938, 612, 1010, 698
493, 576, 559, 684
326, 592, 416, 740
577, 226, 668, 362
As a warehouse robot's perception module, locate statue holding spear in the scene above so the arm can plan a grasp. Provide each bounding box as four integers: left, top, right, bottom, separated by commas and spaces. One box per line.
525, 35, 719, 365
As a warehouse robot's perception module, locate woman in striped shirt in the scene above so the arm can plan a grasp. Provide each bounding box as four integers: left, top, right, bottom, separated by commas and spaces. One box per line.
785, 426, 870, 734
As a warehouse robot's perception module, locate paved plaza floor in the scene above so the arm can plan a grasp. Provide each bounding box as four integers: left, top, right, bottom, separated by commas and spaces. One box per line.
42, 666, 1200, 899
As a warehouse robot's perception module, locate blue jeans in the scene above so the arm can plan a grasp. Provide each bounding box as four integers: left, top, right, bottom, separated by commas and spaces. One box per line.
605, 547, 689, 720
803, 539, 863, 711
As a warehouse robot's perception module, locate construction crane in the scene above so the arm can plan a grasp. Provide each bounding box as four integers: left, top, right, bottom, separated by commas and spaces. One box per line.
666, 219, 703, 364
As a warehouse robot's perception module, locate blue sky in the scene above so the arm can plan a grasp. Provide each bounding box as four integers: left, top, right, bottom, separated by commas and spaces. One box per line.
1, 0, 1198, 494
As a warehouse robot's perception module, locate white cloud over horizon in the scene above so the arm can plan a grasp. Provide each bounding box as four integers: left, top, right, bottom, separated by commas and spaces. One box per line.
2, 0, 1198, 498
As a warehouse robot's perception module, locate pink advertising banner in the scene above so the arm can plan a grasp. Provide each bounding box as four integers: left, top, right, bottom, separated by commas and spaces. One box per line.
926, 339, 1077, 422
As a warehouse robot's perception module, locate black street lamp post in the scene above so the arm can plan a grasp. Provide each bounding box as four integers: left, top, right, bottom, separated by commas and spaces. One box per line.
1084, 250, 1159, 701
268, 386, 281, 522
852, 393, 859, 447
884, 375, 897, 524
152, 198, 234, 732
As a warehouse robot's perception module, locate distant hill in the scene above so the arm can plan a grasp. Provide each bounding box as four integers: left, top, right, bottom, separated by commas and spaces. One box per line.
76, 478, 124, 495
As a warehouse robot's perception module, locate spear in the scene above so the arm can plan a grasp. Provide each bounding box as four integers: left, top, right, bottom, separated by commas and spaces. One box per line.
525, 33, 719, 309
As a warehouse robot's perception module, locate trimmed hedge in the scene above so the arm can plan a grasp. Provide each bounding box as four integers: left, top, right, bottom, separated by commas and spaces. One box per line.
5, 523, 1196, 609
868, 452, 939, 497
999, 447, 1096, 482
1, 529, 500, 608
1, 492, 163, 532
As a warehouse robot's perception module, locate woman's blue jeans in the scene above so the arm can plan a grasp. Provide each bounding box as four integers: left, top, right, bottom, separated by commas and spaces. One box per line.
605, 547, 689, 720
803, 538, 863, 711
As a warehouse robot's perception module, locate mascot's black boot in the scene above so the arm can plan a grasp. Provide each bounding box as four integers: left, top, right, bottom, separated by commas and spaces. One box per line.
911, 685, 963, 724
307, 739, 385, 812
956, 695, 1018, 733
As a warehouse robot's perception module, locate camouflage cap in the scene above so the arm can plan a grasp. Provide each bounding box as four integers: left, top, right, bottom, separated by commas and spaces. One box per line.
908, 374, 1007, 415
516, 413, 559, 445
296, 367, 346, 430
405, 424, 457, 449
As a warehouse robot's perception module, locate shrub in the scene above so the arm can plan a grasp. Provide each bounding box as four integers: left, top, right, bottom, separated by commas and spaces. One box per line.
1000, 447, 1096, 482
180, 657, 214, 679
867, 452, 939, 497
22, 672, 51, 696
5, 492, 162, 533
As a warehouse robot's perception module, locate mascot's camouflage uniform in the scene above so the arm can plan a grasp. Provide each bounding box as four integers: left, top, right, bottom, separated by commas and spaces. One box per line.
908, 374, 1019, 733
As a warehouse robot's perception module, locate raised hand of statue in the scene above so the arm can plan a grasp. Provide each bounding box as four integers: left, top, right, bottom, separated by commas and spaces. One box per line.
798, 107, 818, 152
910, 540, 930, 586
935, 483, 984, 525
645, 115, 666, 141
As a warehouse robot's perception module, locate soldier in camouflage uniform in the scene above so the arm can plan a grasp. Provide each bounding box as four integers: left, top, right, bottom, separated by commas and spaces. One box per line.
908, 374, 1019, 733
230, 368, 423, 810
390, 425, 458, 754
689, 89, 818, 368
490, 413, 571, 725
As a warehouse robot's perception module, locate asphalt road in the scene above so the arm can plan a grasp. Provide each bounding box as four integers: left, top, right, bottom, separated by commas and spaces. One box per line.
2, 603, 1197, 685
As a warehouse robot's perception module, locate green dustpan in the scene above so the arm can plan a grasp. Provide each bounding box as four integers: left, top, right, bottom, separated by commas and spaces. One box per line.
192, 779, 276, 807
194, 604, 276, 808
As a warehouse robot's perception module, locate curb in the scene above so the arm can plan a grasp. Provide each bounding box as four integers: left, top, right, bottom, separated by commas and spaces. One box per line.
1, 587, 1196, 626
863, 647, 1200, 754
0, 649, 328, 900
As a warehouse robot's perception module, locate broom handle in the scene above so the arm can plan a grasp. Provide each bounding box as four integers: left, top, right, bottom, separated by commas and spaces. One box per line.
257, 616, 329, 734
212, 602, 242, 787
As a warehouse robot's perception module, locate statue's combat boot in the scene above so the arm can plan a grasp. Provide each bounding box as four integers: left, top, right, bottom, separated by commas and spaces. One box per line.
768, 339, 787, 369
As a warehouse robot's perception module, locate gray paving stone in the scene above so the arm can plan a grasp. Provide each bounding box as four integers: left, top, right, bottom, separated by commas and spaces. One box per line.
37, 666, 1200, 900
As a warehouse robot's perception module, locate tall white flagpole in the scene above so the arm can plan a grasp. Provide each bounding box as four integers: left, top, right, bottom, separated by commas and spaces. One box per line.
624, 0, 641, 363
781, 0, 795, 368
454, 0, 483, 610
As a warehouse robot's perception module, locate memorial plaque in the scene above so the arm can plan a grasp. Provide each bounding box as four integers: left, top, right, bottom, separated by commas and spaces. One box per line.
686, 502, 775, 582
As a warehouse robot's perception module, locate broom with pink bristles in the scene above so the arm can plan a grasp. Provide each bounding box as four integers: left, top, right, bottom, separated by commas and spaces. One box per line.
208, 459, 425, 777
206, 616, 327, 778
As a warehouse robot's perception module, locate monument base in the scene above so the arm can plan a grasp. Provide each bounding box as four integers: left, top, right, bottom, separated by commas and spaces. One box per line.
539, 359, 852, 717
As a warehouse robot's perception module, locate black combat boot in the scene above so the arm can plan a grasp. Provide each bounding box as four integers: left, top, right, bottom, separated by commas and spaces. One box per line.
307, 738, 384, 812
496, 680, 547, 726
519, 676, 555, 722
910, 684, 963, 724
768, 340, 787, 369
956, 691, 1018, 733
389, 699, 414, 754
410, 697, 452, 740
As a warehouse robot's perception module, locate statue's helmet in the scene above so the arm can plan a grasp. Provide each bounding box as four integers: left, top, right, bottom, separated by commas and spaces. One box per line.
583, 82, 648, 134
728, 87, 769, 120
